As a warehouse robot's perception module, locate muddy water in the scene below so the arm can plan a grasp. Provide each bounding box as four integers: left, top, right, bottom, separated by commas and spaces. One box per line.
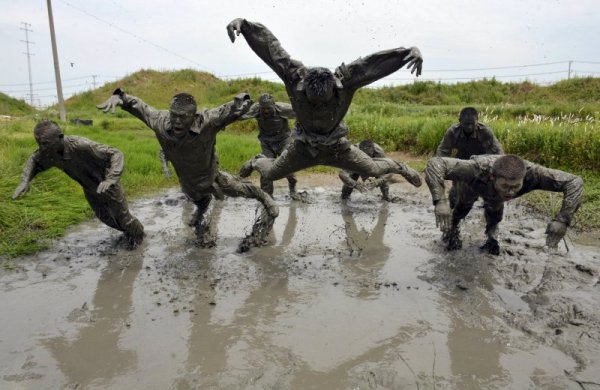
1, 185, 599, 389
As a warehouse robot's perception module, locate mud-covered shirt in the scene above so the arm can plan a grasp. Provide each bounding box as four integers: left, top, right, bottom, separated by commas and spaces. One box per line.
241, 102, 295, 144
425, 155, 584, 225
435, 123, 503, 159
237, 19, 420, 146
21, 135, 124, 194
120, 93, 249, 200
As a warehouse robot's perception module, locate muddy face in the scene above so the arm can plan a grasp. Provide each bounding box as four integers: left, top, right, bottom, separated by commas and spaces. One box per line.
492, 175, 524, 200
459, 113, 478, 136
35, 129, 64, 157
169, 105, 196, 138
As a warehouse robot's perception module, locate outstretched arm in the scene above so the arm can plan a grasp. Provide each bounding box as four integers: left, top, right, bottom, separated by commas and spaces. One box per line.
12, 151, 47, 199
276, 102, 296, 119
80, 140, 125, 194
435, 126, 456, 157
337, 47, 422, 90
239, 102, 260, 120
526, 164, 584, 247
425, 157, 478, 231
205, 93, 253, 130
227, 18, 304, 85
97, 88, 167, 132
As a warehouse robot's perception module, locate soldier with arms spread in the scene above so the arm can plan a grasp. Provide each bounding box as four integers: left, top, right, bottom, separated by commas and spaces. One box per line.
97, 90, 278, 252
13, 120, 145, 248
425, 154, 583, 254
227, 18, 423, 188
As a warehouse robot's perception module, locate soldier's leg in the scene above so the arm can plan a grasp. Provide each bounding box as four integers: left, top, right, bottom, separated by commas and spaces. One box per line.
341, 173, 360, 200
480, 201, 504, 255
379, 182, 391, 202
448, 183, 458, 209
215, 171, 279, 252
242, 140, 316, 181
85, 187, 145, 246
259, 142, 277, 196
445, 185, 478, 251
190, 194, 216, 247
323, 143, 422, 187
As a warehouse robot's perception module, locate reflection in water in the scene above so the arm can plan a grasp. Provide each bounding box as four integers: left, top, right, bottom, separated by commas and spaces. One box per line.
42, 252, 144, 387
176, 203, 299, 388
341, 203, 390, 265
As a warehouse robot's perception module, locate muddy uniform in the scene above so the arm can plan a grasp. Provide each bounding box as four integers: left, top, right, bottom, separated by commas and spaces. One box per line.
436, 122, 504, 208
234, 20, 420, 182
425, 155, 583, 243
340, 143, 391, 200
16, 136, 144, 240
118, 92, 276, 226
241, 102, 297, 195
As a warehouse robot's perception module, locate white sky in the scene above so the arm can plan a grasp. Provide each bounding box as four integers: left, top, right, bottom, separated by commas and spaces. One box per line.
1, 0, 599, 107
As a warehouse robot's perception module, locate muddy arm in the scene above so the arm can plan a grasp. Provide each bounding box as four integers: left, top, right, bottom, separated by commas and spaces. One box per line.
12, 151, 46, 199
528, 165, 584, 226
337, 47, 422, 91
205, 93, 253, 130
339, 170, 359, 187
425, 157, 478, 204
481, 124, 504, 154
239, 103, 260, 120
227, 19, 305, 86
276, 102, 296, 119
435, 126, 457, 157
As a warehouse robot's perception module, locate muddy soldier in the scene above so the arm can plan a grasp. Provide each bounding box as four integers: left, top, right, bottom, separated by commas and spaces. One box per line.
425, 154, 583, 255
240, 93, 301, 199
12, 120, 145, 247
97, 90, 279, 252
339, 140, 395, 201
227, 18, 423, 188
436, 106, 504, 223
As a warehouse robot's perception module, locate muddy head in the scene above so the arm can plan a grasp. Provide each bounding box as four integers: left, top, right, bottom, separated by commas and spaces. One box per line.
169, 93, 197, 138
358, 140, 376, 158
304, 67, 337, 105
258, 93, 275, 119
458, 106, 478, 136
490, 154, 526, 201
34, 120, 64, 157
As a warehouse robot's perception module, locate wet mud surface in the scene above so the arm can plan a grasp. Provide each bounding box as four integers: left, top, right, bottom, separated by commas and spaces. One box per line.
1, 177, 600, 389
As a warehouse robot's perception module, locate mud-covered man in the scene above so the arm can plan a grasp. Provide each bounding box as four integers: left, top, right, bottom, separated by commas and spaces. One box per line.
97, 90, 279, 252
227, 19, 423, 188
425, 154, 583, 255
240, 93, 302, 199
340, 140, 395, 202
12, 120, 145, 247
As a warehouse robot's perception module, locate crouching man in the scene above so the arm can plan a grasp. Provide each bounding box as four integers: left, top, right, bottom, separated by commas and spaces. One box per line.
425, 154, 583, 255
13, 120, 145, 248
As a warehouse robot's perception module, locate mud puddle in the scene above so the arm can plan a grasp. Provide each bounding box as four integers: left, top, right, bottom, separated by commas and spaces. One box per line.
1, 182, 600, 389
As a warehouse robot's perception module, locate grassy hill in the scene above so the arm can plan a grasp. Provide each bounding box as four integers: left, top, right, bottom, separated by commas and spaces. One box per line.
0, 92, 37, 116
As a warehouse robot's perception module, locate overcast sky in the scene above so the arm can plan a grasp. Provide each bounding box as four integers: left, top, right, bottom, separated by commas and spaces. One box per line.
1, 0, 599, 107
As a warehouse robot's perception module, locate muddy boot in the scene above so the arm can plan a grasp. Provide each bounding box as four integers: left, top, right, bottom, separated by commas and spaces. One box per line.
123, 219, 145, 249
239, 154, 266, 178
480, 238, 500, 255
194, 221, 217, 248
445, 227, 462, 251
237, 208, 275, 253
394, 161, 422, 187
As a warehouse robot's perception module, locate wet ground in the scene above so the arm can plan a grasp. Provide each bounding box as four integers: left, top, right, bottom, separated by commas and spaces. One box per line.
1, 176, 600, 389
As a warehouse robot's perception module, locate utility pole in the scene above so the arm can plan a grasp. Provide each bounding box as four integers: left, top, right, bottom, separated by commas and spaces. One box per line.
20, 22, 35, 106
46, 0, 66, 121
568, 60, 573, 80
92, 75, 97, 89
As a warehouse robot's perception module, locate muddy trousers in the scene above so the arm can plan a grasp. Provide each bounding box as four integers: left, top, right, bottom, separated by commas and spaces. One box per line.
451, 182, 504, 239
341, 172, 390, 200
191, 170, 278, 225
260, 139, 297, 196
84, 186, 144, 240
254, 138, 406, 181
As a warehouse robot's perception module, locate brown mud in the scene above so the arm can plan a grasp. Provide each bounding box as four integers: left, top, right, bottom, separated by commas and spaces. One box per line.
1, 174, 599, 389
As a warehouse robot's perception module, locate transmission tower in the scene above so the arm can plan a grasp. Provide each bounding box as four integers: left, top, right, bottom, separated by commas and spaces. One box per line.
20, 22, 35, 106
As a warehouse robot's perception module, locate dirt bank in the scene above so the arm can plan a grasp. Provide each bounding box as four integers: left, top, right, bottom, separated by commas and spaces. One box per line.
1, 176, 599, 389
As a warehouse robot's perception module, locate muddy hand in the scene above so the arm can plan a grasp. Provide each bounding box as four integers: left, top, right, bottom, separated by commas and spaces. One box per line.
97, 180, 114, 194
545, 220, 567, 248
12, 182, 30, 200
403, 47, 423, 77
434, 200, 451, 232
227, 18, 244, 43
96, 94, 122, 114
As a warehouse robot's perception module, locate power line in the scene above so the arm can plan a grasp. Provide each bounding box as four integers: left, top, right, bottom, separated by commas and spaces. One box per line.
57, 0, 216, 74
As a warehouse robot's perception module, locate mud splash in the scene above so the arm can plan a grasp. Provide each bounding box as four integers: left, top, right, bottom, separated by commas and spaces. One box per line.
1, 182, 599, 389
